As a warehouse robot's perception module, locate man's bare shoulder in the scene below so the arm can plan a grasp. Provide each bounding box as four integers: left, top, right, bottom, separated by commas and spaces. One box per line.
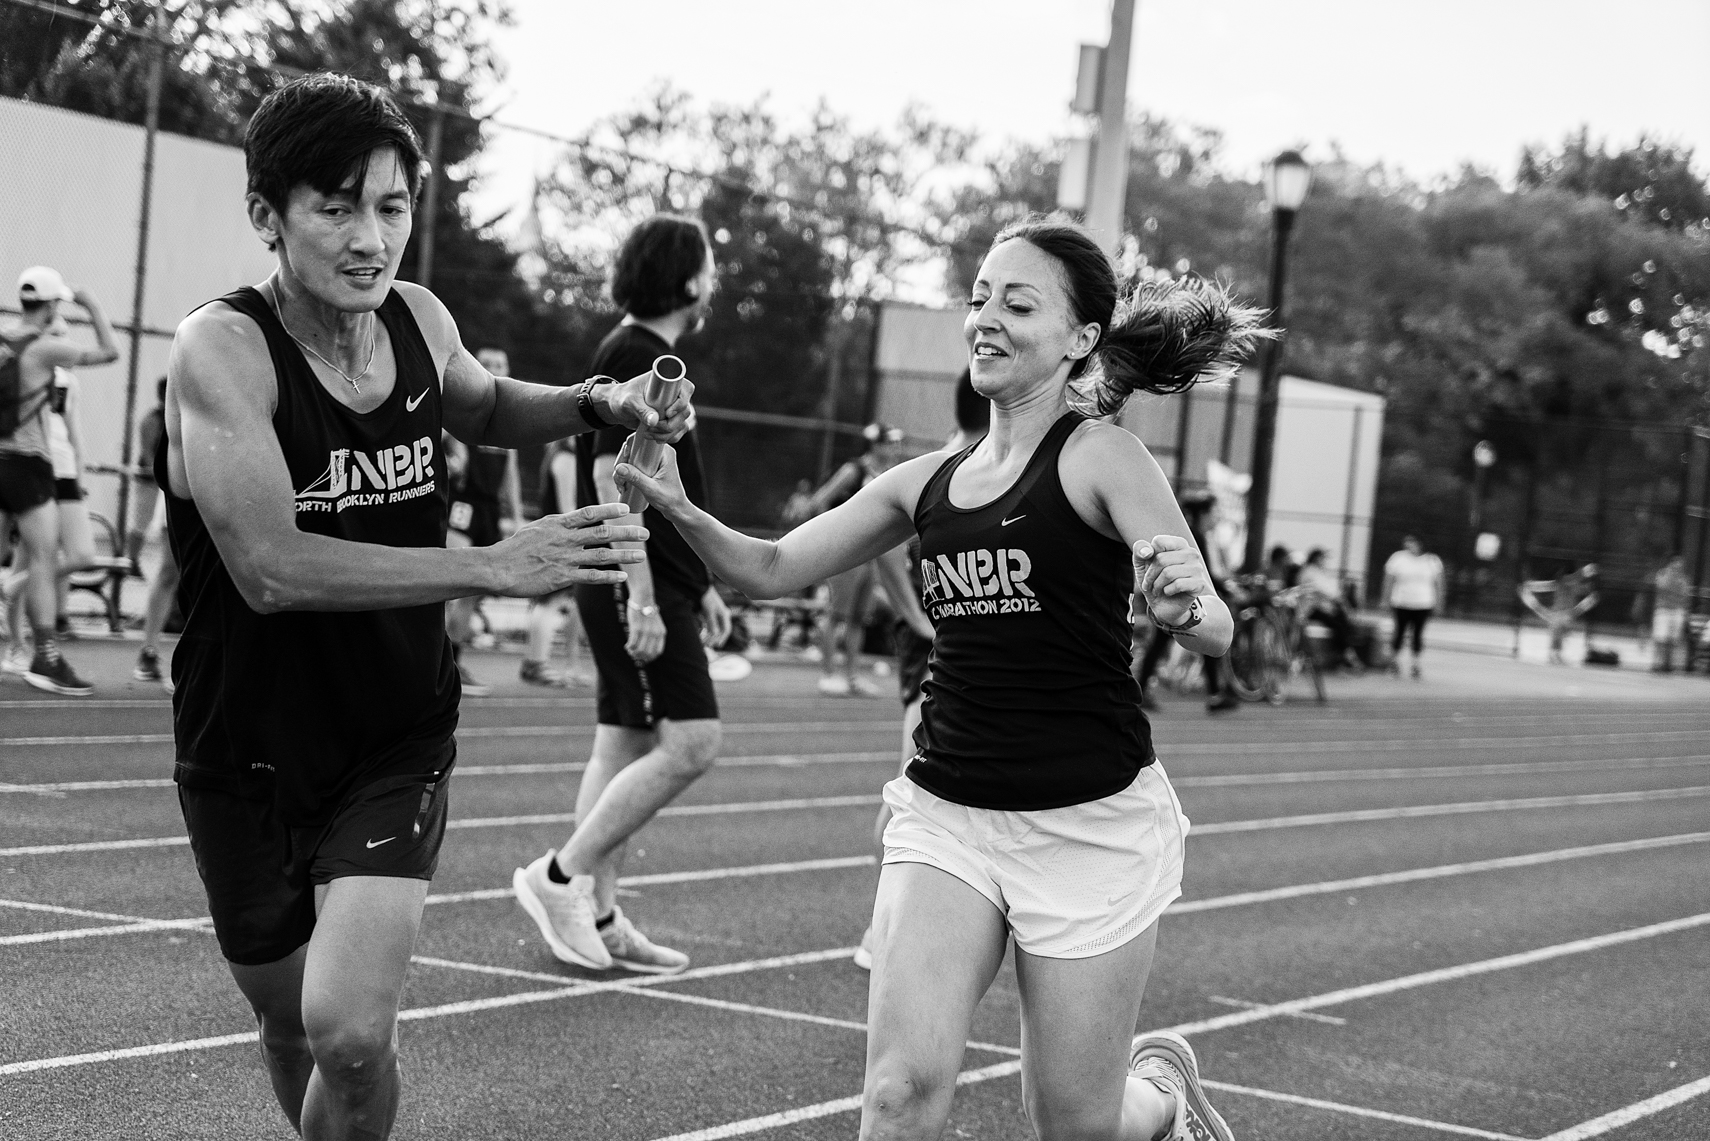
391, 280, 458, 349
172, 301, 275, 406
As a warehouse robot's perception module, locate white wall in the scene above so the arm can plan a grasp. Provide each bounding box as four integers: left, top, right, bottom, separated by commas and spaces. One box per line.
0, 97, 274, 527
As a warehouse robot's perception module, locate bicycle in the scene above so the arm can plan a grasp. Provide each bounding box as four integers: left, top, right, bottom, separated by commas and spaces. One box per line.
1225, 575, 1288, 704
1270, 585, 1329, 704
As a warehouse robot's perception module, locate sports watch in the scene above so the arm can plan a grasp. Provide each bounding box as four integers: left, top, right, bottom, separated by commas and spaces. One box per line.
578, 374, 617, 429
1150, 594, 1205, 636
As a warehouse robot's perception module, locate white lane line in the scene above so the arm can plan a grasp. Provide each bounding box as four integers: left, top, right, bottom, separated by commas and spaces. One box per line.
1167, 729, 1710, 755
10, 783, 1706, 861
1202, 1079, 1528, 1140
642, 912, 1710, 1141
1168, 911, 1710, 1036
1207, 995, 1345, 1025
9, 829, 1697, 949
12, 725, 1707, 750
1168, 832, 1710, 913
1538, 1072, 1710, 1140
1192, 785, 1710, 835
10, 750, 1699, 797
0, 948, 856, 1077
1173, 754, 1710, 788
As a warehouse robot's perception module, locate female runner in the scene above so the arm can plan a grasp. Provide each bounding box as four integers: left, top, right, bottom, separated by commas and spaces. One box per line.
618, 214, 1266, 1141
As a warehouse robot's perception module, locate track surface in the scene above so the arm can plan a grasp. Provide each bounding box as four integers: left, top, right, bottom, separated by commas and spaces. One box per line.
3, 641, 1709, 1140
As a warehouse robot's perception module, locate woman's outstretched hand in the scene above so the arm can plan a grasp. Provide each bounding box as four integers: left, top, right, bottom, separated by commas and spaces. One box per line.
613, 442, 690, 519
1133, 535, 1210, 627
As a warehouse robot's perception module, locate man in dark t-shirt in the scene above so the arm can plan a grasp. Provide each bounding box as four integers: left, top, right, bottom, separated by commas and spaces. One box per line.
513, 214, 730, 974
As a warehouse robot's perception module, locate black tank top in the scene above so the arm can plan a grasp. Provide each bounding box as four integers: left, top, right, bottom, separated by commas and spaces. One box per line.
907, 412, 1152, 810
163, 286, 459, 825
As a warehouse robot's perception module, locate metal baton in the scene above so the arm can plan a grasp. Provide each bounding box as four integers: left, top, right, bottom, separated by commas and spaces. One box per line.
619, 354, 687, 513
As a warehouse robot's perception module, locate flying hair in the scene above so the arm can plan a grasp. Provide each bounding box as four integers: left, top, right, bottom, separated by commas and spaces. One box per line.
991, 214, 1274, 416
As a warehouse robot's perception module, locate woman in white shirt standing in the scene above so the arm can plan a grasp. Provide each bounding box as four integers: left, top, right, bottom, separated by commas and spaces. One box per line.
1381, 534, 1444, 678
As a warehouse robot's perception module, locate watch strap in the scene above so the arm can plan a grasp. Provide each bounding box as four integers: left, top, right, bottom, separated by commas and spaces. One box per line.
578, 375, 616, 430
1151, 595, 1205, 635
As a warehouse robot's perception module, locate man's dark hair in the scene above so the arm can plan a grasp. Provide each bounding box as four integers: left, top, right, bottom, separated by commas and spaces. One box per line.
953, 369, 989, 434
611, 215, 710, 319
245, 73, 424, 217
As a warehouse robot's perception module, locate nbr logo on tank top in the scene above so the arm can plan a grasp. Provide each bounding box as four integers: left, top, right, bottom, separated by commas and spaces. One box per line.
920, 547, 1041, 618
294, 436, 438, 513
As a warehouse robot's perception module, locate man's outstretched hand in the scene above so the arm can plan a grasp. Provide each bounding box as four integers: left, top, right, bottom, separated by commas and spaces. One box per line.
491, 502, 648, 597
597, 371, 696, 442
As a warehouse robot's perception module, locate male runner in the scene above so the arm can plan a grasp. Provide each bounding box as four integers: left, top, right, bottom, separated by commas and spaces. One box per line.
443, 345, 526, 696
0, 266, 119, 694
513, 213, 728, 974
163, 74, 692, 1141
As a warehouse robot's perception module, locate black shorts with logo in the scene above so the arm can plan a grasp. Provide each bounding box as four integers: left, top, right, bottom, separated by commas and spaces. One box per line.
179, 742, 455, 966
0, 453, 55, 515
576, 581, 718, 728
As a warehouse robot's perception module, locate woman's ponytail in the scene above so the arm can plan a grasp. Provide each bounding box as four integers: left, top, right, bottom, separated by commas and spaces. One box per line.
991, 214, 1273, 416
1087, 277, 1273, 414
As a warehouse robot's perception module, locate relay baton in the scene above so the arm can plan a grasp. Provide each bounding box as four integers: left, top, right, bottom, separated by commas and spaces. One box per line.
619, 354, 688, 513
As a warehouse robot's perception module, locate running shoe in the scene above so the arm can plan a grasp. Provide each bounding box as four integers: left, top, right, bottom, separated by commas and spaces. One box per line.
457, 661, 492, 697
600, 906, 689, 974
817, 674, 851, 696
1130, 1031, 1233, 1141
134, 646, 163, 682
1, 643, 29, 676
852, 923, 876, 971
24, 650, 94, 697
512, 851, 613, 970
1410, 663, 1423, 680
518, 659, 571, 688
849, 675, 881, 698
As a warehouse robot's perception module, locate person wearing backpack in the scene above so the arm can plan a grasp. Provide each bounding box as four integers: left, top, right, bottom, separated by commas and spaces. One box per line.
0, 266, 119, 695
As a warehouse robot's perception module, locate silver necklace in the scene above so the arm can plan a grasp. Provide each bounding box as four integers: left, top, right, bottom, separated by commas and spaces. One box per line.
267, 281, 375, 394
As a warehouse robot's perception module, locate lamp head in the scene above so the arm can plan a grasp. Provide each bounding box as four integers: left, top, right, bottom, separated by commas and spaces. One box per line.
1265, 149, 1312, 214
1472, 440, 1497, 469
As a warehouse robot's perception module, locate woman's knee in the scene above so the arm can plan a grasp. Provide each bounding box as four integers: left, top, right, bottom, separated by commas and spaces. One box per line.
862, 1057, 956, 1131
302, 1011, 396, 1093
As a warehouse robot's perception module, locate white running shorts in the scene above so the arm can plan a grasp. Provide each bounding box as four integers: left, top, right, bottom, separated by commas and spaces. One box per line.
1652, 606, 1686, 643
881, 764, 1190, 959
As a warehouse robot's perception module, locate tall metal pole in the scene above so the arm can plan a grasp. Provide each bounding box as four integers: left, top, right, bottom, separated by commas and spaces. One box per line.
118, 0, 165, 556
1082, 0, 1135, 253
1242, 207, 1297, 571
416, 104, 445, 288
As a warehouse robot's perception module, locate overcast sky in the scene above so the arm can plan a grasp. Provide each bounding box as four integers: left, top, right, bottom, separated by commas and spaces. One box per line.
470, 0, 1709, 230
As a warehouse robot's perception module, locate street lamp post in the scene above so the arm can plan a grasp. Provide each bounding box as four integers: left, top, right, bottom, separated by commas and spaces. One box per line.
1242, 149, 1312, 572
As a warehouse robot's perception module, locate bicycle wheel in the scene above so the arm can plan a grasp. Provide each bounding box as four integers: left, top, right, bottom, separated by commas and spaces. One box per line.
1254, 617, 1289, 705
1226, 621, 1265, 702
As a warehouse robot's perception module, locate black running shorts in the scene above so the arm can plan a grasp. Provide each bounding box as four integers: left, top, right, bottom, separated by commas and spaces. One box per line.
53, 478, 82, 502
576, 581, 718, 728
894, 622, 932, 706
179, 742, 454, 966
0, 453, 55, 515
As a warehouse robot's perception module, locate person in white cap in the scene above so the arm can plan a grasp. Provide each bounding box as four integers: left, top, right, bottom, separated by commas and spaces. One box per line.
0, 267, 119, 694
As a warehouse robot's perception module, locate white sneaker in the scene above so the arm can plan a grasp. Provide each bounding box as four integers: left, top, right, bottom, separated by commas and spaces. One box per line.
852, 923, 876, 971
1, 643, 31, 676
817, 674, 851, 696
1130, 1031, 1233, 1141
849, 675, 881, 698
600, 906, 689, 974
512, 851, 613, 969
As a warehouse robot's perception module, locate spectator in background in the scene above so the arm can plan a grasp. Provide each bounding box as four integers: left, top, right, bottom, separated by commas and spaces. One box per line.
442, 346, 527, 697
1520, 564, 1600, 667
1382, 534, 1444, 679
1298, 547, 1354, 663
0, 266, 119, 695
1645, 555, 1692, 673
520, 435, 589, 687
513, 213, 728, 975
1264, 543, 1296, 591
808, 421, 907, 696
4, 347, 98, 663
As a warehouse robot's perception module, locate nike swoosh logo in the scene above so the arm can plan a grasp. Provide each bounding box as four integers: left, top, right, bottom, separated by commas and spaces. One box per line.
405, 390, 427, 412
366, 837, 397, 849
1001, 515, 1026, 526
